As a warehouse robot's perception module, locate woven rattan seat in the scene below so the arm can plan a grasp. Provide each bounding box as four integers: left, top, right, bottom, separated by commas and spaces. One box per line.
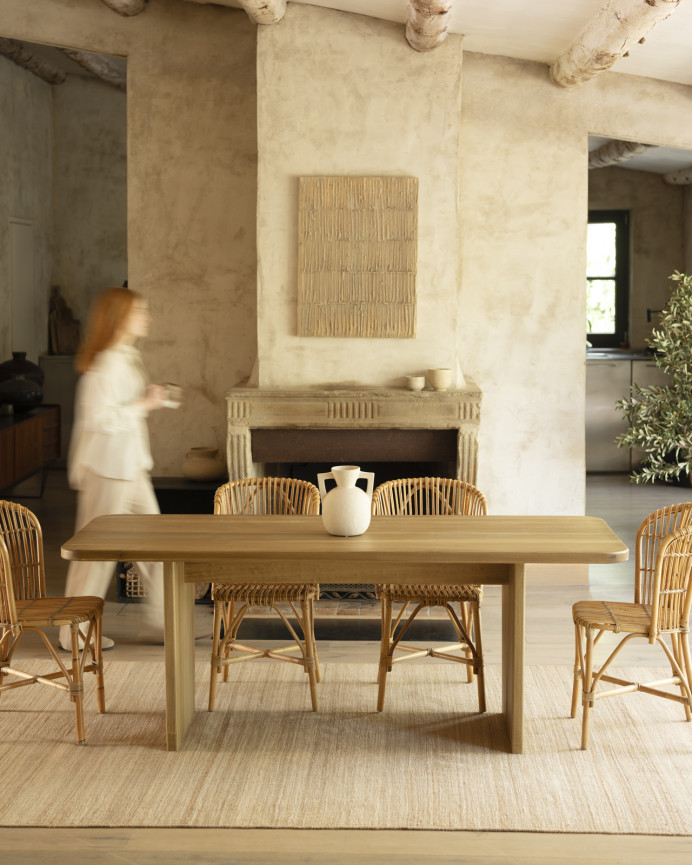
0, 500, 105, 744
572, 600, 652, 633
376, 584, 481, 604
571, 502, 692, 749
372, 477, 487, 714
211, 583, 319, 606
9, 596, 105, 628
208, 477, 322, 712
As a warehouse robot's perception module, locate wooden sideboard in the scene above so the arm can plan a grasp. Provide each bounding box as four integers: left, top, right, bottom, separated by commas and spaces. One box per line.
0, 405, 61, 492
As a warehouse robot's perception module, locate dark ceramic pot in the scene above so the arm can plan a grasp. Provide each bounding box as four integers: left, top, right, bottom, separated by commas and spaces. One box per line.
0, 352, 45, 386
0, 375, 43, 413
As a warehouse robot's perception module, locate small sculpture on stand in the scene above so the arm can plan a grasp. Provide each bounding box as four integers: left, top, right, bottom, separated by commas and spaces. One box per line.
49, 285, 81, 355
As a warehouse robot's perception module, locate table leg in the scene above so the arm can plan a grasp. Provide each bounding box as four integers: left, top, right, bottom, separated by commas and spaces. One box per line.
163, 560, 196, 751
501, 563, 526, 754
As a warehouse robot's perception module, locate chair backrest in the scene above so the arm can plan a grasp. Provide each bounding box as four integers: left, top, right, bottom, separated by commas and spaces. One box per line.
372, 477, 487, 517
635, 502, 692, 604
649, 524, 692, 641
0, 501, 46, 603
214, 477, 320, 517
0, 535, 18, 629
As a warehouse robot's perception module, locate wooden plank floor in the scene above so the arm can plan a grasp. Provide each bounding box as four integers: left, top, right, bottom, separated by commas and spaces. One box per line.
2, 470, 691, 863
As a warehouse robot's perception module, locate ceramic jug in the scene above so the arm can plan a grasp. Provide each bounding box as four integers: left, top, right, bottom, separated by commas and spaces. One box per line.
317, 465, 375, 537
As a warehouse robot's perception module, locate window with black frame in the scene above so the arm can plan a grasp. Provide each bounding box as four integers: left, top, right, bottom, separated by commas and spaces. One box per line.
586, 210, 630, 348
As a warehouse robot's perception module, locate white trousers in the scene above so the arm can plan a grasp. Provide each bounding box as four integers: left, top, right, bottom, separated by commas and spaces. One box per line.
60, 469, 164, 645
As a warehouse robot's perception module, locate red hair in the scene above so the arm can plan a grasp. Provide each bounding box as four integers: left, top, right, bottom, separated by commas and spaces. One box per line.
76, 287, 140, 374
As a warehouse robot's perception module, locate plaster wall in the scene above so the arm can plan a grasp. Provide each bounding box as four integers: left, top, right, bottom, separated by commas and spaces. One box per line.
588, 166, 684, 348
459, 53, 692, 515
256, 6, 464, 389
0, 54, 51, 363
0, 0, 258, 474
51, 76, 127, 327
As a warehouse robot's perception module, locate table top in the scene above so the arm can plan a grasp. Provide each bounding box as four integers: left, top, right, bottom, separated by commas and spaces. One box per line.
62, 514, 629, 565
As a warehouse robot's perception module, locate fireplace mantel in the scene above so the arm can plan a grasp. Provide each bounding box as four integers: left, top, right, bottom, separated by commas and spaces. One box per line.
226, 383, 481, 483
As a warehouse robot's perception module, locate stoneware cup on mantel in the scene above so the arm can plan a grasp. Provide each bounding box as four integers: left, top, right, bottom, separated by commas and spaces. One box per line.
317, 465, 375, 537
428, 368, 453, 391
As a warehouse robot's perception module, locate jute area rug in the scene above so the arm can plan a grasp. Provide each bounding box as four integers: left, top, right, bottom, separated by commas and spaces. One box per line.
0, 661, 689, 833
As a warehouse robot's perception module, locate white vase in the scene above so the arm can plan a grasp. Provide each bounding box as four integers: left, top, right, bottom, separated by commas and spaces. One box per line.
317, 465, 375, 537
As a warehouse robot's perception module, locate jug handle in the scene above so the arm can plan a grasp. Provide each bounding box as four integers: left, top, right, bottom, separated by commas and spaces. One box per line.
317, 471, 333, 501
359, 470, 375, 497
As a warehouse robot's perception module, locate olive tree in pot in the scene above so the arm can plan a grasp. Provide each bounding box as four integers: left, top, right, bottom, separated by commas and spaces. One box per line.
616, 271, 692, 484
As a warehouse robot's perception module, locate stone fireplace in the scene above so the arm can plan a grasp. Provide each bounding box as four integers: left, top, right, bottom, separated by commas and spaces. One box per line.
226, 383, 481, 483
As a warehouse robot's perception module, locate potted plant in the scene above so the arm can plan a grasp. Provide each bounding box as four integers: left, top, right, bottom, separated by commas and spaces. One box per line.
616, 271, 692, 484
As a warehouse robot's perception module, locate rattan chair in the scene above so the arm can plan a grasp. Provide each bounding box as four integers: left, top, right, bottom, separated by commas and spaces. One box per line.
571, 503, 692, 749
372, 477, 488, 713
0, 500, 105, 744
209, 477, 322, 712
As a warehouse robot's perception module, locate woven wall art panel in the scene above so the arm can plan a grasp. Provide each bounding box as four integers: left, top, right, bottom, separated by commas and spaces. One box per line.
298, 176, 418, 338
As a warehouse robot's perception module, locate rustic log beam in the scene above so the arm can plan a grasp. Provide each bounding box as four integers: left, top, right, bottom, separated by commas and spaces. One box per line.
238, 0, 286, 24
0, 37, 66, 85
182, 0, 285, 25
663, 167, 692, 185
589, 139, 655, 169
550, 0, 681, 89
100, 0, 149, 16
59, 48, 126, 92
406, 0, 454, 53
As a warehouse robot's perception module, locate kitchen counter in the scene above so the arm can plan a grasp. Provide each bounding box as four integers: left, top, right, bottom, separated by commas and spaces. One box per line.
586, 349, 651, 361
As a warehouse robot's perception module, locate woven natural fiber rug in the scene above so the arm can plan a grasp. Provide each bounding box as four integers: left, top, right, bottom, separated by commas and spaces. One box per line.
0, 661, 689, 833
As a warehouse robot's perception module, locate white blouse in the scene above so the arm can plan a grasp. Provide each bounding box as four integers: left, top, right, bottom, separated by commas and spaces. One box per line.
68, 344, 153, 489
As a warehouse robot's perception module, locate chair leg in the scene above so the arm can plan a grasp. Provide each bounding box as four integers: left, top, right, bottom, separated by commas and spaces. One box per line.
93, 615, 106, 714
300, 600, 319, 711
460, 602, 474, 683
70, 625, 86, 745
308, 599, 321, 684
571, 623, 582, 718
580, 626, 595, 750
471, 601, 486, 714
209, 600, 223, 711
222, 601, 233, 683
377, 597, 393, 711
670, 634, 692, 722
680, 632, 692, 722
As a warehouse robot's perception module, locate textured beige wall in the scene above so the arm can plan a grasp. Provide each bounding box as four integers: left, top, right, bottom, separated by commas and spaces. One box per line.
256, 6, 464, 389
0, 55, 52, 362
52, 76, 128, 327
460, 53, 692, 515
1, 0, 258, 474
589, 166, 684, 348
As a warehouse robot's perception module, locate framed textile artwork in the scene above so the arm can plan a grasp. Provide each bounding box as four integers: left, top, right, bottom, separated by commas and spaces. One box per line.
298, 176, 418, 338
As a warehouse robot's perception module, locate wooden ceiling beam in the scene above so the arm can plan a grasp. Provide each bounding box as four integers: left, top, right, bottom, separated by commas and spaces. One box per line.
588, 139, 655, 169
100, 0, 149, 15
663, 168, 692, 185
238, 0, 286, 25
0, 37, 66, 85
406, 0, 454, 52
550, 0, 681, 89
59, 48, 126, 92
182, 0, 286, 25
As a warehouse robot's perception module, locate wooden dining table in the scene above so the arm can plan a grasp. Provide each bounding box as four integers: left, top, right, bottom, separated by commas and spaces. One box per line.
61, 513, 628, 753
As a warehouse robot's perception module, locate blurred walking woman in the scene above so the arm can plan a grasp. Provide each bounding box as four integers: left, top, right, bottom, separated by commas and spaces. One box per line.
59, 287, 169, 651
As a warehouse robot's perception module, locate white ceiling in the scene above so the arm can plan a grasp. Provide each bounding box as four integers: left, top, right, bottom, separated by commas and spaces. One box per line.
290, 1, 692, 86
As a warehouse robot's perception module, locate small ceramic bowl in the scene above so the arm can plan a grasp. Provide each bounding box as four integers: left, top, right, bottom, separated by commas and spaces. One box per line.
405, 375, 426, 391
428, 368, 452, 391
